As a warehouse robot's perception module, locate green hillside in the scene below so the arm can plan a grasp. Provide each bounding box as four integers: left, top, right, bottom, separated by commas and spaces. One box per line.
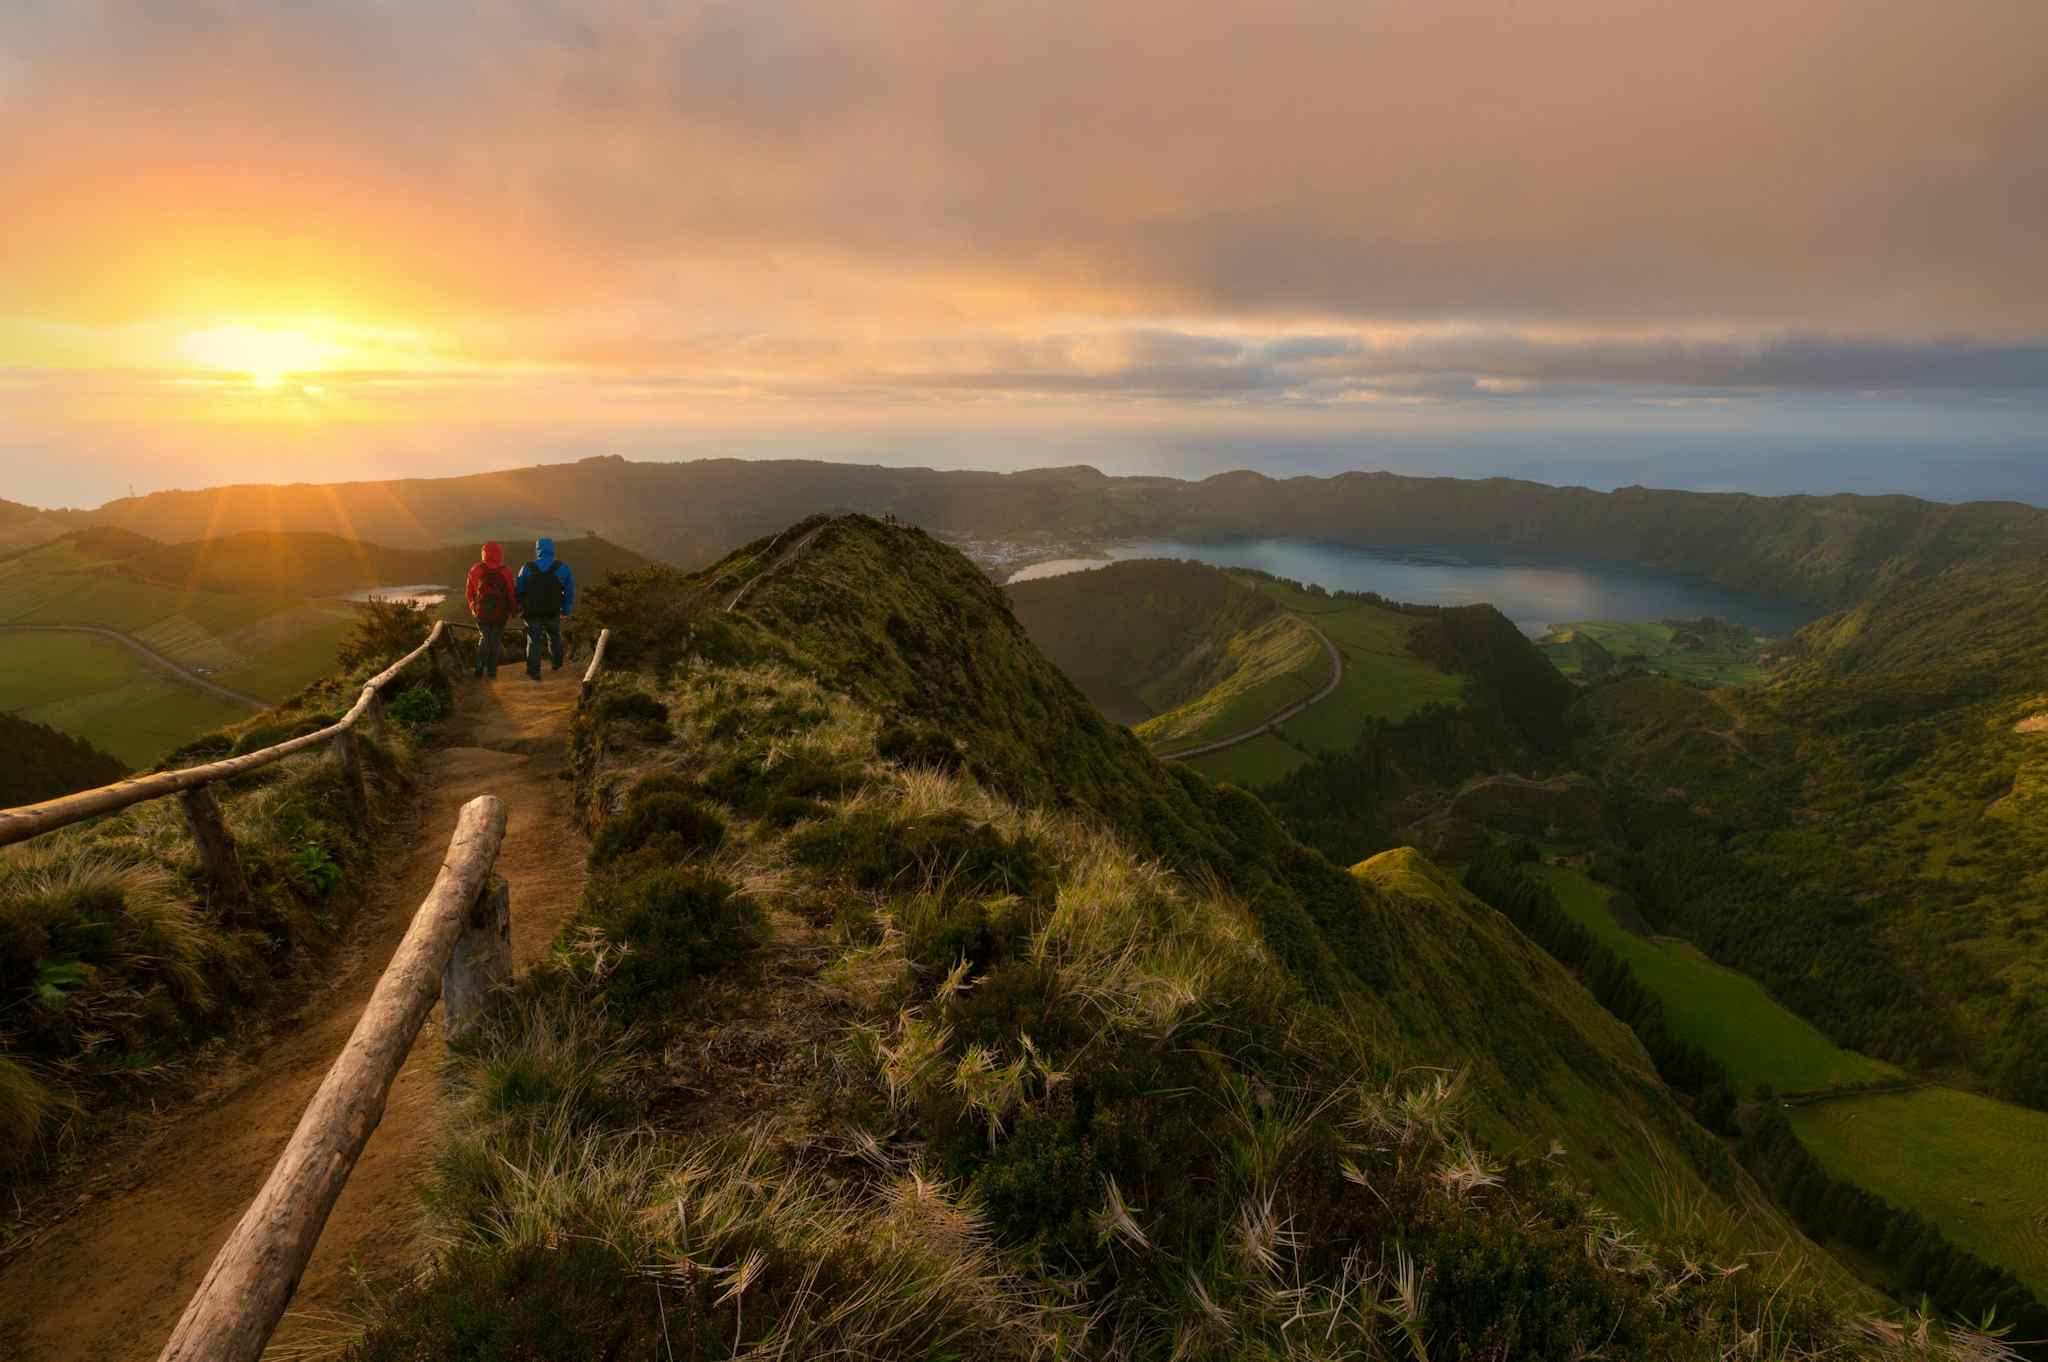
1584, 563, 2048, 1108
0, 713, 127, 805
1004, 559, 1310, 728
351, 512, 1896, 1361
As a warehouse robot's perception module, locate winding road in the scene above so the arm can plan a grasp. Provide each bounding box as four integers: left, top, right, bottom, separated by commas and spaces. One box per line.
1155, 624, 1343, 761
0, 624, 268, 710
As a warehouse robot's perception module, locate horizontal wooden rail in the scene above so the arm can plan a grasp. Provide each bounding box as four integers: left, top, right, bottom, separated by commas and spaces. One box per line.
579, 627, 610, 705
0, 621, 452, 851
158, 795, 512, 1362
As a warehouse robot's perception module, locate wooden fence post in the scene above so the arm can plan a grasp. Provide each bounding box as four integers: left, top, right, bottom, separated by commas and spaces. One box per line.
363, 691, 388, 745
178, 785, 249, 908
443, 874, 511, 1042
332, 727, 366, 810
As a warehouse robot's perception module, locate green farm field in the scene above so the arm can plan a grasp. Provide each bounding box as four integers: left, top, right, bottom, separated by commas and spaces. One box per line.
1531, 865, 1898, 1094
0, 537, 363, 763
1541, 619, 1777, 685
0, 632, 252, 767
1791, 1086, 2048, 1299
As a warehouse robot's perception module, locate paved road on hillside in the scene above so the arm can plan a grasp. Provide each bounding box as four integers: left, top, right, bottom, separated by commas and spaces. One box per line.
0, 673, 591, 1362
0, 623, 268, 709
1156, 624, 1343, 761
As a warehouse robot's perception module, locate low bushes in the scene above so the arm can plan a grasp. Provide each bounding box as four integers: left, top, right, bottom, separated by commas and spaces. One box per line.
590, 792, 726, 867
584, 868, 762, 1011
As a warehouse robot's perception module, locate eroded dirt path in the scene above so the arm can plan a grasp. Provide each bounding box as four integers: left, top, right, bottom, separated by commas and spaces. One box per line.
0, 671, 589, 1362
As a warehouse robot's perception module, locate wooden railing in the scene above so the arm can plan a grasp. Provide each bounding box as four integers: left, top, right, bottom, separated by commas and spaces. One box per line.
0, 623, 458, 885
157, 795, 513, 1362
579, 627, 610, 705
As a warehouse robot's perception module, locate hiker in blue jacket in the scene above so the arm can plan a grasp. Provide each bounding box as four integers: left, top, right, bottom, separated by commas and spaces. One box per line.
514, 537, 576, 680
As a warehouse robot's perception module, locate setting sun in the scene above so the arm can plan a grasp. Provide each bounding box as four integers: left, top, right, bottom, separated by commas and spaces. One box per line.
177, 325, 337, 387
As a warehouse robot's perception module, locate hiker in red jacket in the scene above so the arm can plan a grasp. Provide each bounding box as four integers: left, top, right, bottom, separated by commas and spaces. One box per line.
464, 541, 520, 679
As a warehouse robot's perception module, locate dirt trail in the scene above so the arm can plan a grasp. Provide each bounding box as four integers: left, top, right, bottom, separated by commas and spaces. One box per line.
0, 670, 590, 1362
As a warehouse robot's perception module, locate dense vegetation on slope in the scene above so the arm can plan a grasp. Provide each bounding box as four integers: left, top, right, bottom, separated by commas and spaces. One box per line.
1580, 564, 2048, 1107
62, 454, 2048, 604
0, 715, 127, 806
351, 520, 1934, 1359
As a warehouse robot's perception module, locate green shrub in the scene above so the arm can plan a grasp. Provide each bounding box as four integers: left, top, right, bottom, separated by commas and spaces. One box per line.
590, 793, 725, 867
787, 811, 1052, 908
588, 869, 763, 1009
286, 842, 343, 897
700, 748, 859, 817
388, 685, 444, 734
338, 597, 434, 671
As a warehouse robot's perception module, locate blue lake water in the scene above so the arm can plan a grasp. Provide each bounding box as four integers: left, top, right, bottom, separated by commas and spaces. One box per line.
1082, 539, 1823, 636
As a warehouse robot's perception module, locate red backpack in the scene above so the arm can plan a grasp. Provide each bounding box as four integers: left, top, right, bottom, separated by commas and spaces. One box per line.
474, 569, 513, 625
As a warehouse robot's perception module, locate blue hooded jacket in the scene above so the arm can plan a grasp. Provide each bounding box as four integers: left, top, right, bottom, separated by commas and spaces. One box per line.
515, 537, 576, 617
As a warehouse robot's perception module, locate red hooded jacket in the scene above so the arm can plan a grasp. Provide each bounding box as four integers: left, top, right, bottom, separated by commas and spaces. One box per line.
465, 542, 520, 623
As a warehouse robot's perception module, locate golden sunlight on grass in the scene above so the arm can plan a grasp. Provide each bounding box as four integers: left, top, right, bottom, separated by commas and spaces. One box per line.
177, 324, 339, 388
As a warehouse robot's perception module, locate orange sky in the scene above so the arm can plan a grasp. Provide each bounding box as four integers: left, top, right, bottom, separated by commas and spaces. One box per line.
3, 1, 2044, 506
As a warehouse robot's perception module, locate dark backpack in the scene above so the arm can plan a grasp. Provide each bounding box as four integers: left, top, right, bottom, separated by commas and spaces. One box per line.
522, 561, 566, 617
474, 569, 513, 625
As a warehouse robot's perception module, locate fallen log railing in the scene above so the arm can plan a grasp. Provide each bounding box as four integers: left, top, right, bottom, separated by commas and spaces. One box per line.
158, 795, 513, 1362
0, 623, 459, 894
579, 627, 610, 705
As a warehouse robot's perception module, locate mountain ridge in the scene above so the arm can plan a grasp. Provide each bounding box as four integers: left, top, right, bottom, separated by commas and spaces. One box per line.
34, 456, 2048, 607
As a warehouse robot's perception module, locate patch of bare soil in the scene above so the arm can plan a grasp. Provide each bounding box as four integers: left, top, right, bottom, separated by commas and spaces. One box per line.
2014, 713, 2048, 735
0, 672, 590, 1362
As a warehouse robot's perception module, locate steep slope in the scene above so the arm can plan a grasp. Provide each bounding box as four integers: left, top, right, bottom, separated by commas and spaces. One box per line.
1007, 558, 1326, 734
0, 713, 127, 805
56, 455, 2048, 605
1346, 848, 1742, 1230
